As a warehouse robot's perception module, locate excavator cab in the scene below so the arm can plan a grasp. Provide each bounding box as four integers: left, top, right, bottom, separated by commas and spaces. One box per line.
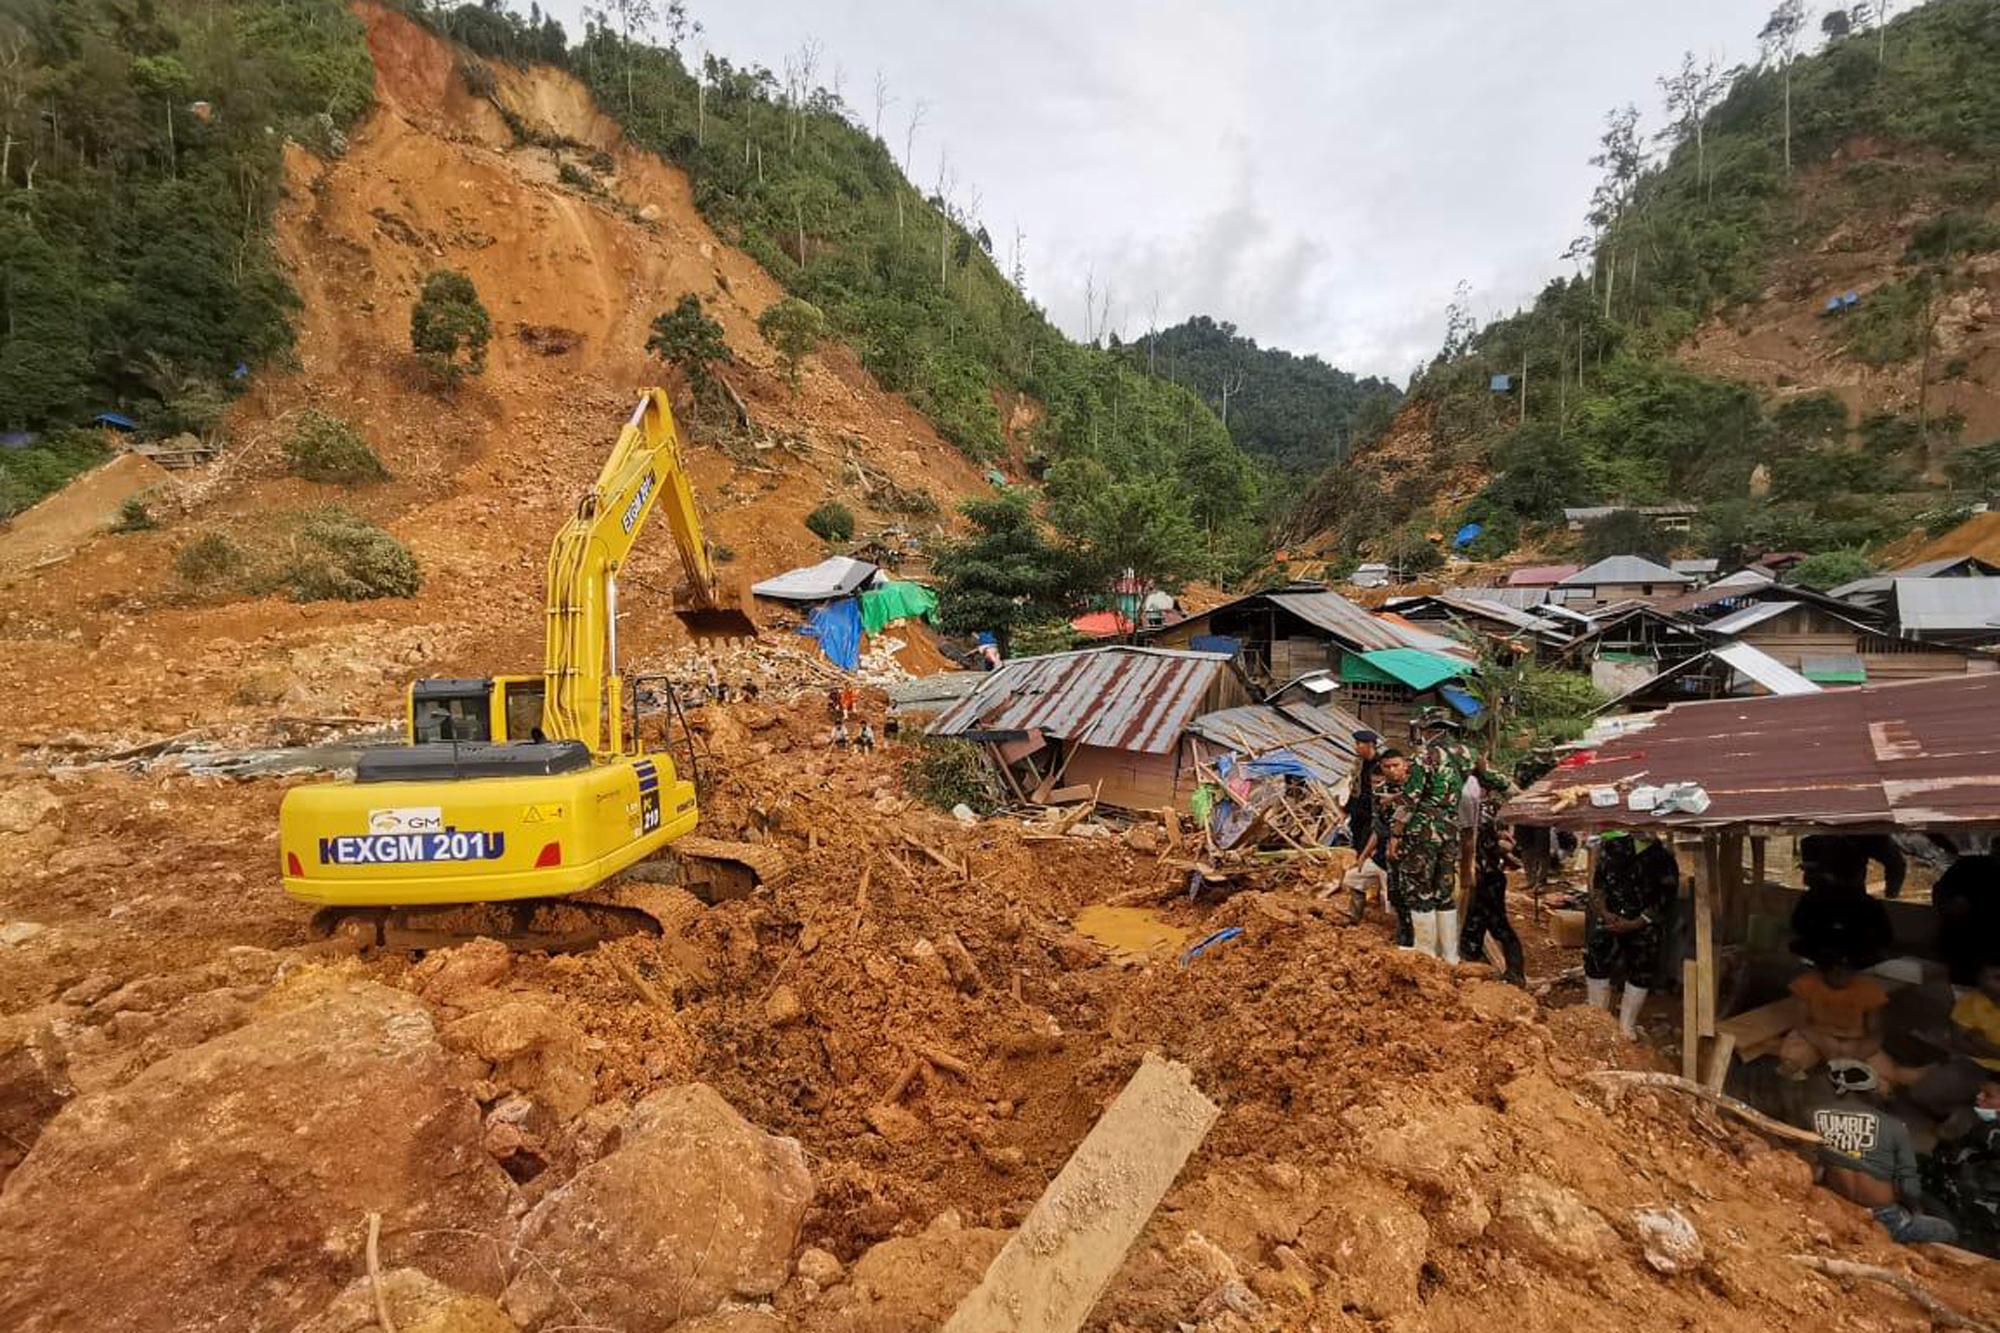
407, 677, 548, 745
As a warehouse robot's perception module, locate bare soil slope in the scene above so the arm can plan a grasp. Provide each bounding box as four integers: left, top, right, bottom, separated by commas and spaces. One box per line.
0, 0, 983, 748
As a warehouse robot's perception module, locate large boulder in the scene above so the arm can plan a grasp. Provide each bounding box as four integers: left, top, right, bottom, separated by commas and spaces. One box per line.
0, 982, 515, 1333
815, 1213, 1011, 1332
443, 1000, 595, 1120
501, 1084, 812, 1331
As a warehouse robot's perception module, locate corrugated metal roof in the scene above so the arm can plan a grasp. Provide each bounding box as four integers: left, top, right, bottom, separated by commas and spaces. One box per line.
886, 671, 987, 715
1893, 578, 2000, 633
1185, 701, 1366, 787
1672, 558, 1721, 575
749, 556, 880, 602
1559, 555, 1692, 587
1507, 564, 1580, 587
927, 647, 1233, 754
1458, 585, 1558, 609
1704, 599, 1800, 636
1503, 673, 2000, 832
1263, 588, 1472, 657
1397, 592, 1563, 635
1713, 641, 1820, 696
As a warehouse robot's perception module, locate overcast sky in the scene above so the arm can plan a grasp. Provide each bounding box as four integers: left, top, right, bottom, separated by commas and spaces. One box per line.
544, 1, 1774, 382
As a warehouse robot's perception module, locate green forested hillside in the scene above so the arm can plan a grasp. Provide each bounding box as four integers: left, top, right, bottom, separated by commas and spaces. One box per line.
0, 0, 373, 513
1126, 316, 1402, 477
1290, 0, 2000, 567
417, 1, 1268, 584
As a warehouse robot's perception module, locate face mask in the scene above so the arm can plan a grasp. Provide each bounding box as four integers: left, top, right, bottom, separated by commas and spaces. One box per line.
1976, 1107, 1999, 1123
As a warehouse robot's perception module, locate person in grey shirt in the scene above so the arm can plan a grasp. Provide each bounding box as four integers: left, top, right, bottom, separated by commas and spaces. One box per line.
1809, 1059, 1957, 1245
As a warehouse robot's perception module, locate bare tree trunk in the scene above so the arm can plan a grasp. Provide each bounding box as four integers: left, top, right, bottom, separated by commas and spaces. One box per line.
696, 82, 705, 147
1603, 249, 1616, 318
165, 98, 175, 179
1782, 65, 1793, 176
940, 219, 948, 285
1519, 353, 1528, 425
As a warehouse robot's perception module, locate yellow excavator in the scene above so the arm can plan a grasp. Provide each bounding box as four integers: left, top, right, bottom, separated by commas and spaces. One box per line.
278, 389, 782, 950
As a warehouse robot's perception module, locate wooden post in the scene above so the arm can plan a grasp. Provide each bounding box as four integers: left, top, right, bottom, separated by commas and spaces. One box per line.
1694, 839, 1716, 1039
1682, 958, 1701, 1080
1751, 836, 1767, 888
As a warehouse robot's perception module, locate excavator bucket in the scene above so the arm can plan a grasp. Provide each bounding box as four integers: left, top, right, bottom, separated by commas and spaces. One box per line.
672, 580, 760, 642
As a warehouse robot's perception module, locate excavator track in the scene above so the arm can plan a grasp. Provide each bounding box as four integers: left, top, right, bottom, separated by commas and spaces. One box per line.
306, 838, 787, 955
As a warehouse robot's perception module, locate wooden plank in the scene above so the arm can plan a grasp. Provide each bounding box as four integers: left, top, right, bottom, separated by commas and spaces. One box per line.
1044, 784, 1094, 804
1703, 1032, 1738, 1094
1682, 959, 1700, 1081
943, 1054, 1219, 1333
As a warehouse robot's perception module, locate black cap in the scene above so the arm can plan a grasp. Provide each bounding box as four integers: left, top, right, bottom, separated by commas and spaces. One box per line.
1353, 729, 1380, 743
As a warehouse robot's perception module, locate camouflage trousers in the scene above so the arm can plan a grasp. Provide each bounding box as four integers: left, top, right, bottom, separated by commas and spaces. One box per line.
1584, 913, 1663, 989
1390, 837, 1457, 915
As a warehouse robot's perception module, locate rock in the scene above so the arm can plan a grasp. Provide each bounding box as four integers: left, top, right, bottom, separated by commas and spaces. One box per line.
0, 983, 514, 1333
795, 1246, 844, 1286
864, 1101, 925, 1144
502, 1084, 812, 1332
0, 785, 60, 835
59, 974, 119, 1006
903, 937, 953, 987
1362, 1102, 1505, 1195
0, 921, 48, 946
1435, 1189, 1493, 1246
295, 1267, 518, 1333
1297, 1177, 1431, 1319
1490, 1174, 1619, 1273
442, 1000, 595, 1120
951, 802, 978, 823
411, 939, 513, 1007
1632, 1205, 1704, 1274
821, 1224, 1010, 1329
1124, 823, 1159, 853
0, 1010, 72, 1186
764, 984, 805, 1027
1461, 978, 1537, 1023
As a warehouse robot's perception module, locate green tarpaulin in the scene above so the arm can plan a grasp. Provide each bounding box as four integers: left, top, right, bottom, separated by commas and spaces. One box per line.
1337, 647, 1471, 691
859, 581, 939, 634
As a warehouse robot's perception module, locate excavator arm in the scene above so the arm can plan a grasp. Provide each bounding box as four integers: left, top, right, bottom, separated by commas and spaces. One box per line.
542, 389, 755, 756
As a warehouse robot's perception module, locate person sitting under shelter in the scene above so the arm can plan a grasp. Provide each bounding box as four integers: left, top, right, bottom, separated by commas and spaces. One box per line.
1912, 960, 2000, 1119
1934, 853, 2000, 988
1809, 1059, 1957, 1246
1777, 953, 1897, 1083
1791, 835, 1894, 973
1925, 1079, 2000, 1257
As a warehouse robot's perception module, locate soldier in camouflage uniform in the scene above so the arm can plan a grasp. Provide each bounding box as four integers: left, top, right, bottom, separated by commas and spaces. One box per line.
1585, 830, 1678, 1038
1389, 710, 1506, 962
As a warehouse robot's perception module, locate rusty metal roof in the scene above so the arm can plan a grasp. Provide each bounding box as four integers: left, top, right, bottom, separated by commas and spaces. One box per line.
1262, 588, 1473, 657
1185, 700, 1369, 786
927, 647, 1236, 754
1502, 673, 2000, 832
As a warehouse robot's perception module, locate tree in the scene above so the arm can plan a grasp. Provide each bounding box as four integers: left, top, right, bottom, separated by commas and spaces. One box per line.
756, 296, 826, 392
1580, 510, 1670, 563
646, 294, 733, 418
1657, 52, 1726, 200
1587, 106, 1645, 314
1759, 1, 1807, 177
1788, 548, 1874, 589
0, 216, 89, 427
410, 269, 491, 383
1060, 474, 1202, 615
932, 491, 1077, 656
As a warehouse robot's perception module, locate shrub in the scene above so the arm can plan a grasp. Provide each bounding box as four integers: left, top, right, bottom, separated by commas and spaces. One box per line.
557, 160, 600, 193
901, 738, 1000, 815
174, 532, 247, 586
282, 409, 387, 483
805, 500, 855, 543
646, 294, 734, 411
0, 431, 108, 518
1845, 280, 1929, 366
410, 269, 492, 382
111, 496, 158, 533
277, 507, 422, 601
1947, 440, 2000, 494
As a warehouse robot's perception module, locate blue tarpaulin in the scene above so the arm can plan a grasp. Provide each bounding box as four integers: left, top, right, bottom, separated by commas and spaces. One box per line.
93, 412, 137, 431
1453, 522, 1482, 548
1438, 684, 1485, 718
1215, 750, 1316, 782
1489, 374, 1512, 393
798, 597, 863, 671
1190, 634, 1240, 655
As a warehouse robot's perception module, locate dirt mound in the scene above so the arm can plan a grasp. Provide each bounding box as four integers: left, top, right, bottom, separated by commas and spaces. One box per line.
0, 979, 515, 1333
0, 451, 173, 575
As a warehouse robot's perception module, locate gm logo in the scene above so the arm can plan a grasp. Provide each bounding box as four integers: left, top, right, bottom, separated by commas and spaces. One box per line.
621, 472, 656, 534
369, 806, 445, 834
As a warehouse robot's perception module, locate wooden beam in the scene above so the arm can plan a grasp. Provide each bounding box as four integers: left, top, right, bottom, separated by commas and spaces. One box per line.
943, 1054, 1219, 1333
1682, 958, 1701, 1081
1694, 840, 1716, 1038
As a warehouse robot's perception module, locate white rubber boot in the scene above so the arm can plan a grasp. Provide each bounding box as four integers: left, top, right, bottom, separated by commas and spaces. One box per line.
1412, 909, 1439, 958
1619, 984, 1649, 1039
1586, 977, 1611, 1010
1437, 910, 1461, 965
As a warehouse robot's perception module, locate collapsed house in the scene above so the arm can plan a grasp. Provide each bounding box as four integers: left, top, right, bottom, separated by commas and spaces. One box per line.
925, 645, 1365, 813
